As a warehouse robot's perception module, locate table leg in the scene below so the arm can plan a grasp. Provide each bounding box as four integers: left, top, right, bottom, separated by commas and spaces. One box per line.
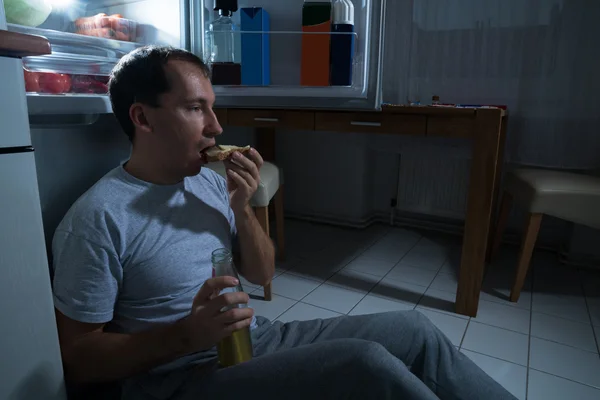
456, 109, 504, 317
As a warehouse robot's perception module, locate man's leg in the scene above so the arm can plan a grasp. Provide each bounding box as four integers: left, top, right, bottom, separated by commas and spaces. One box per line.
252, 311, 516, 400
176, 338, 439, 400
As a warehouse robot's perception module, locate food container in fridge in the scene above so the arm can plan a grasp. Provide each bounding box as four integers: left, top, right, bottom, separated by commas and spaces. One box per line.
74, 13, 137, 42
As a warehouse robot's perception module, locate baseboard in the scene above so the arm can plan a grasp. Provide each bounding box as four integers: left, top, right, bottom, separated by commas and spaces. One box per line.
284, 209, 466, 237
558, 250, 600, 270
284, 210, 567, 257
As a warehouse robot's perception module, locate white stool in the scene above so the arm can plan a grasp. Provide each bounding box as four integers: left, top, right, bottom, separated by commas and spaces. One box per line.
205, 161, 285, 301
491, 168, 600, 301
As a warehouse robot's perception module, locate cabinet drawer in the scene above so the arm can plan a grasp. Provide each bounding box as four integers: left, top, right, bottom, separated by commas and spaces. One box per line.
427, 117, 474, 138
214, 108, 228, 126
315, 112, 426, 135
227, 109, 315, 130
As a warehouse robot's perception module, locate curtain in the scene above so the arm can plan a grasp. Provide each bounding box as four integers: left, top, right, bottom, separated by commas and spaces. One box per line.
383, 0, 600, 168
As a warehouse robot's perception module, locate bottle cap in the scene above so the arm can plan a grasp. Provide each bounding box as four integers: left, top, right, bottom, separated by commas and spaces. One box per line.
214, 0, 238, 12
333, 0, 354, 25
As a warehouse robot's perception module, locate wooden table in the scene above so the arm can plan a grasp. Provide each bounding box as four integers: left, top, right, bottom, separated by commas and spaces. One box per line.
215, 106, 507, 317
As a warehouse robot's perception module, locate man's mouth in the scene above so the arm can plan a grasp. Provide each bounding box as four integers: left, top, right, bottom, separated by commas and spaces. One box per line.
199, 151, 207, 163
199, 146, 212, 163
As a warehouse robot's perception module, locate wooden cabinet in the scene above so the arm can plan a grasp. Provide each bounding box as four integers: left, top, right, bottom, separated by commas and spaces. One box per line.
214, 108, 228, 126
227, 109, 315, 130
315, 112, 427, 135
427, 117, 474, 138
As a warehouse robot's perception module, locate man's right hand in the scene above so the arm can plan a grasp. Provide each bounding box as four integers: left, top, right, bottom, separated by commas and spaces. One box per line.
182, 276, 254, 353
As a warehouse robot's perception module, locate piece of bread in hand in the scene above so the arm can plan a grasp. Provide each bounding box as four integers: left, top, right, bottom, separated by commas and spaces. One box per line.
205, 145, 251, 162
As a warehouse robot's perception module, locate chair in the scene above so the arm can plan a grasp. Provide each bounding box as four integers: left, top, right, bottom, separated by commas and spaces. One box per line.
205, 161, 285, 301
490, 168, 600, 301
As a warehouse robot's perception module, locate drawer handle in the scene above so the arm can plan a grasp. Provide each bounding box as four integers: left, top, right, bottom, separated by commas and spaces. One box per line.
254, 117, 279, 122
350, 121, 382, 127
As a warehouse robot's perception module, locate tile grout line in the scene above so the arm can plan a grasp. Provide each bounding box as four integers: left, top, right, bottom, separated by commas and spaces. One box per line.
272, 301, 300, 321
346, 234, 424, 315
281, 227, 399, 317
458, 318, 471, 350
464, 318, 599, 354
462, 348, 527, 368
525, 264, 535, 400
389, 236, 443, 310
464, 349, 600, 392
528, 367, 600, 392
580, 268, 600, 355
379, 236, 427, 281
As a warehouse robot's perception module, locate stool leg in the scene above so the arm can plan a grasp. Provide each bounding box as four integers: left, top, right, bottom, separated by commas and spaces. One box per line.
254, 206, 273, 301
274, 185, 285, 261
489, 192, 513, 262
511, 213, 542, 302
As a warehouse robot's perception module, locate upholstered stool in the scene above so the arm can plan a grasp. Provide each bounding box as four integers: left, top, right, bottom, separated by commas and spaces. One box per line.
205, 161, 285, 301
490, 168, 600, 301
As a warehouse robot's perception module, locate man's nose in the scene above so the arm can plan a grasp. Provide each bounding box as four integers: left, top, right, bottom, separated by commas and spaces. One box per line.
206, 112, 223, 137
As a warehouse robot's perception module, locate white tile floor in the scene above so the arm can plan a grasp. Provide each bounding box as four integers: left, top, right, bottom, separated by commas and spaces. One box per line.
247, 220, 600, 400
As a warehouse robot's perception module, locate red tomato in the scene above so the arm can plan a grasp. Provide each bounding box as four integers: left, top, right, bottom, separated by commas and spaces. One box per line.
23, 69, 40, 92
60, 74, 72, 92
39, 73, 72, 94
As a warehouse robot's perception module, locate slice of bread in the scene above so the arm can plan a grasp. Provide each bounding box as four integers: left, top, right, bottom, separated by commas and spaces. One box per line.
205, 145, 251, 162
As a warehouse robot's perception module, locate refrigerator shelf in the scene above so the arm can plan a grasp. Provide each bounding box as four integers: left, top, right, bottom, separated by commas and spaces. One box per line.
204, 30, 362, 90
8, 23, 144, 78
7, 24, 142, 59
26, 93, 112, 115
23, 52, 119, 76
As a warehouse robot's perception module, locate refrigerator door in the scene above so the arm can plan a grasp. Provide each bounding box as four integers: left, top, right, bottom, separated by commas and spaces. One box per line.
0, 0, 6, 30
191, 0, 385, 110
0, 56, 32, 148
0, 151, 67, 400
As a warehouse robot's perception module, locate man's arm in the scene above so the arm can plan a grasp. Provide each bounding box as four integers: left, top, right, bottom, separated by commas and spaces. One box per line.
56, 276, 253, 384
56, 310, 190, 384
234, 205, 275, 286
224, 148, 276, 286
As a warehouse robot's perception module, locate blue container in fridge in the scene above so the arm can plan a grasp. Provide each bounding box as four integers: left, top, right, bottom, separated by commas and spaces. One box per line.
240, 7, 271, 86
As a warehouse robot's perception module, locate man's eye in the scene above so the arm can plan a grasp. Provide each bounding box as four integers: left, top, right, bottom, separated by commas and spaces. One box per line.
190, 106, 202, 112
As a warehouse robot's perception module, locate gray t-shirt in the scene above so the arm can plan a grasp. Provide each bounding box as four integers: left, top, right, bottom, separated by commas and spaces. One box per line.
52, 165, 254, 398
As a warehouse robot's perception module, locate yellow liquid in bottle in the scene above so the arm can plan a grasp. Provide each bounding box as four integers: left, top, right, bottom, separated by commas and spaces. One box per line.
217, 327, 253, 368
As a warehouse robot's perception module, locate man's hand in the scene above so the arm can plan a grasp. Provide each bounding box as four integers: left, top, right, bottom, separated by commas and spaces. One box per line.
182, 276, 254, 353
224, 148, 264, 214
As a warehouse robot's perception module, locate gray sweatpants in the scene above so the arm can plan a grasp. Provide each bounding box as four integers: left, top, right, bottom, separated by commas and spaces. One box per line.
172, 310, 516, 400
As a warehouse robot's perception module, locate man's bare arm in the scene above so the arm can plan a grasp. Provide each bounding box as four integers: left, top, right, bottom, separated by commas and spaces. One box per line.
56, 310, 191, 384
224, 148, 275, 286
234, 206, 276, 286
56, 276, 253, 384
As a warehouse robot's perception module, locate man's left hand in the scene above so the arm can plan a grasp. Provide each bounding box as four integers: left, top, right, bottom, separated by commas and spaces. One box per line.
224, 148, 263, 214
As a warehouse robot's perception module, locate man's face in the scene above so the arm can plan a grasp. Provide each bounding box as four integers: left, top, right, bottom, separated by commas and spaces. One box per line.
142, 60, 222, 178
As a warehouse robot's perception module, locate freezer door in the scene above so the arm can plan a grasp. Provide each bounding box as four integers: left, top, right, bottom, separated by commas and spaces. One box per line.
0, 56, 32, 148
0, 152, 67, 400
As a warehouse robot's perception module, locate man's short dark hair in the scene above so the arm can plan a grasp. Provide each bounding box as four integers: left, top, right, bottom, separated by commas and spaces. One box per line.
108, 45, 210, 142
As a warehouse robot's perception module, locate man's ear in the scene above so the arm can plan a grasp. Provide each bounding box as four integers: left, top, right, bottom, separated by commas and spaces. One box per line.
129, 103, 153, 134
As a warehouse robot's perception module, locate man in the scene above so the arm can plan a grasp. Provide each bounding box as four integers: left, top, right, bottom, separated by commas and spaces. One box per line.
52, 45, 516, 400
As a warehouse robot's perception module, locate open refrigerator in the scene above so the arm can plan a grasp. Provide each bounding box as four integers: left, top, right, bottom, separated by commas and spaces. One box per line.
4, 0, 386, 113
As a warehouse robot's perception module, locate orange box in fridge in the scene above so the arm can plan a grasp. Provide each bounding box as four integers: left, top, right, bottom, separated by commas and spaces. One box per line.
301, 2, 332, 87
